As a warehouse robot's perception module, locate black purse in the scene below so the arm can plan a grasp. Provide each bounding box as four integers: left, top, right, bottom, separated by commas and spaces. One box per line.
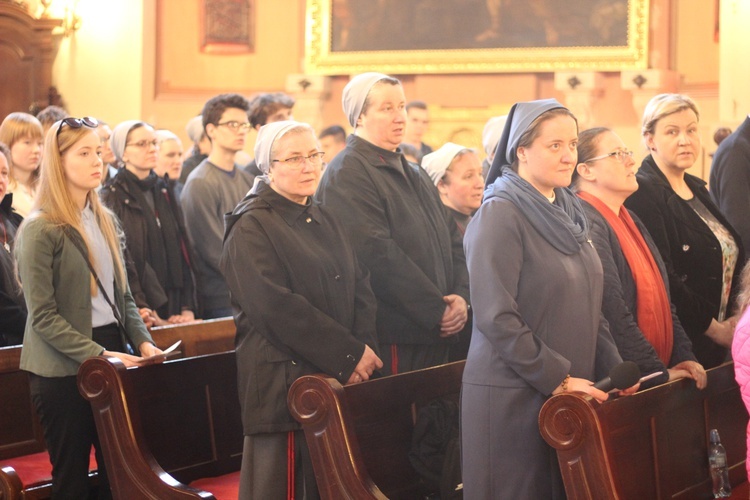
63, 226, 137, 355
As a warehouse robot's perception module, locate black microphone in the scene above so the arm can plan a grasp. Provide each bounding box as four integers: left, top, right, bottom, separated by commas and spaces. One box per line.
592, 361, 640, 392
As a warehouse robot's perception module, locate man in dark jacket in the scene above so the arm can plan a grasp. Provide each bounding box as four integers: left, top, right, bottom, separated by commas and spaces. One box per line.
710, 115, 750, 259
317, 72, 470, 375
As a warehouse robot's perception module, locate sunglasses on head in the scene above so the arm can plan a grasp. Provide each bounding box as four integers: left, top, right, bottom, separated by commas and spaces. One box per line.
56, 116, 99, 142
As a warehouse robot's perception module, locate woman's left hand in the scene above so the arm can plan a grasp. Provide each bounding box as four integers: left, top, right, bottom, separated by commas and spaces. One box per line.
671, 360, 707, 389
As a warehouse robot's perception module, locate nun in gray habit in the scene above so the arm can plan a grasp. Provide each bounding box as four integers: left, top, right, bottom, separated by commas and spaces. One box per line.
461, 99, 624, 499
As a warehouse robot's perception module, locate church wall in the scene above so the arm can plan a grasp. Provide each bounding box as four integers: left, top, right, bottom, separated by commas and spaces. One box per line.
43, 0, 734, 180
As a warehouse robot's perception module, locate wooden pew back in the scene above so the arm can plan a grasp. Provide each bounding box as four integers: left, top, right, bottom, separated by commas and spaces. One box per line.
78, 351, 243, 499
149, 317, 236, 359
288, 361, 465, 500
0, 345, 44, 461
539, 362, 749, 499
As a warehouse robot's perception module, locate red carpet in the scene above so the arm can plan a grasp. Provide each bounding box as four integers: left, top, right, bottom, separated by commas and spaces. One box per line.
0, 449, 96, 486
189, 470, 241, 499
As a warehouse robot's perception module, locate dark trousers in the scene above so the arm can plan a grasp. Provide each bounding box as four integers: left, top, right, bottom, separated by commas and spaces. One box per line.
29, 374, 111, 500
27, 323, 123, 499
238, 431, 319, 499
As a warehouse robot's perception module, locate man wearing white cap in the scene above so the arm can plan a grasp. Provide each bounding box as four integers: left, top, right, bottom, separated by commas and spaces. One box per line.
317, 73, 470, 375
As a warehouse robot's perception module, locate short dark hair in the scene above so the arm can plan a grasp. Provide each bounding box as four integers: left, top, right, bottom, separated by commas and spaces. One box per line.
248, 92, 295, 128
319, 125, 346, 142
406, 100, 428, 112
36, 105, 69, 126
201, 93, 250, 132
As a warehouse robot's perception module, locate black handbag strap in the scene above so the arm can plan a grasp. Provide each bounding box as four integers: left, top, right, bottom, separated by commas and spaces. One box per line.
62, 226, 134, 352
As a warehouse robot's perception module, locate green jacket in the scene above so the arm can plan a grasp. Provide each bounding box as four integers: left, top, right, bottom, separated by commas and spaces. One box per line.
17, 216, 152, 377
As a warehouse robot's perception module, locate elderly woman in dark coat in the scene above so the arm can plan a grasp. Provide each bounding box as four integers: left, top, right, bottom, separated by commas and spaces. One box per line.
461, 99, 631, 499
101, 120, 196, 326
316, 72, 469, 375
221, 120, 382, 499
572, 127, 706, 390
624, 94, 746, 368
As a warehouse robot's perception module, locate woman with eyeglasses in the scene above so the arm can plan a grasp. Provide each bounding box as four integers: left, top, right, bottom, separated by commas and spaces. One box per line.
221, 121, 382, 499
0, 112, 44, 217
101, 121, 196, 327
16, 117, 161, 498
572, 127, 706, 389
625, 94, 746, 369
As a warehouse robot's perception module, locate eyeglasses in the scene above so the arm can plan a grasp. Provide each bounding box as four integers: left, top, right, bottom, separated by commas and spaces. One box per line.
126, 139, 159, 149
56, 116, 99, 143
271, 151, 325, 169
586, 150, 634, 164
217, 121, 252, 132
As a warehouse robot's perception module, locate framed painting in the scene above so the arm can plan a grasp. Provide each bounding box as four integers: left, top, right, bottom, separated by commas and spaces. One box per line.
304, 0, 649, 74
200, 0, 254, 54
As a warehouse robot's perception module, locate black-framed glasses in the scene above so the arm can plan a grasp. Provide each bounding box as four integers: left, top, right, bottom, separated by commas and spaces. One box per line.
271, 151, 325, 169
217, 121, 251, 132
586, 150, 634, 164
56, 116, 99, 143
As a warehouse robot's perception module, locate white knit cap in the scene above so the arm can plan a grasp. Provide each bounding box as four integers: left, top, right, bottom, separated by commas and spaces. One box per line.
421, 142, 471, 186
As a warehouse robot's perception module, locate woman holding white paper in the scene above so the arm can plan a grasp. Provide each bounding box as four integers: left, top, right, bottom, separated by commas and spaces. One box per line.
16, 117, 161, 498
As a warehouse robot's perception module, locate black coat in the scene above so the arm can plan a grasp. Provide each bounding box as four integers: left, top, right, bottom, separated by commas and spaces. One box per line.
221, 181, 378, 435
625, 155, 746, 368
100, 170, 196, 318
709, 116, 750, 259
316, 135, 470, 346
0, 194, 25, 346
582, 200, 696, 387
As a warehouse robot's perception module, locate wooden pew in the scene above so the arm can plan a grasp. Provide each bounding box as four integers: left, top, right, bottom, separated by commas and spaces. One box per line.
288, 360, 465, 499
0, 317, 236, 499
0, 344, 68, 500
77, 351, 243, 499
149, 317, 236, 358
539, 362, 749, 499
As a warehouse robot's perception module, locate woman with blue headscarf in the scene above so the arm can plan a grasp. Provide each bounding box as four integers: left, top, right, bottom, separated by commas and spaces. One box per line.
461, 99, 630, 498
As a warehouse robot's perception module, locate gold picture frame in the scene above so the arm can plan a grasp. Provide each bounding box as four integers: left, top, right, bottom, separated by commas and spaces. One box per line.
305, 0, 649, 74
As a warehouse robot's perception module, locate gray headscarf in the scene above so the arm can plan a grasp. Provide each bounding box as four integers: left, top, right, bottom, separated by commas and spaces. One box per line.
485, 99, 565, 187
254, 120, 312, 175
342, 72, 391, 128
110, 120, 147, 163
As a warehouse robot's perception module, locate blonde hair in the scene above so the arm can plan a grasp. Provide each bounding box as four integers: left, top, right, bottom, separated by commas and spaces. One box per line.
641, 94, 700, 146
0, 112, 44, 190
22, 120, 126, 295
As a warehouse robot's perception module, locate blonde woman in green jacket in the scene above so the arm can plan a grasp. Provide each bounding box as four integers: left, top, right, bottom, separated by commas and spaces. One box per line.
16, 117, 161, 499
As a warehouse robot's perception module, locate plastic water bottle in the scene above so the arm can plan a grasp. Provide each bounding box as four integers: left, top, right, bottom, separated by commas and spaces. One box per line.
708, 429, 731, 498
